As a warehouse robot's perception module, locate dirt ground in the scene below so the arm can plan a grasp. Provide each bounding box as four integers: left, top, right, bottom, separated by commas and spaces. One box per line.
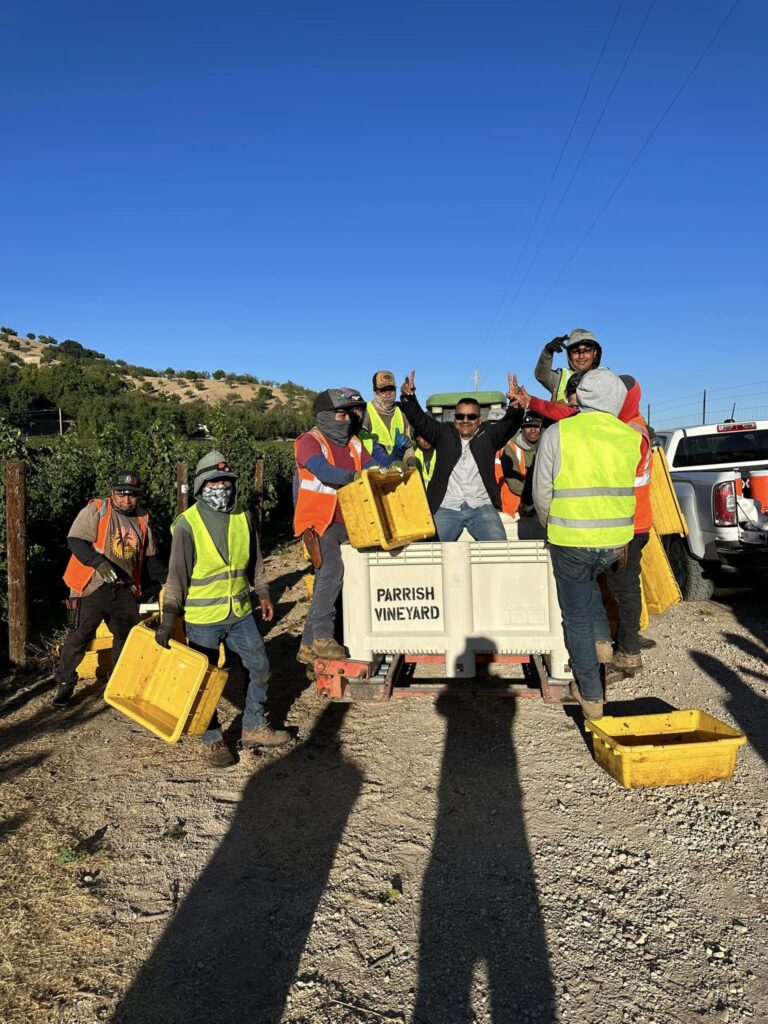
1, 548, 767, 1024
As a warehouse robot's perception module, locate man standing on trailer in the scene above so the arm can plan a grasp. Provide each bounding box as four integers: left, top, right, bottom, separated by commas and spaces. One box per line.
534, 329, 602, 401
362, 368, 413, 457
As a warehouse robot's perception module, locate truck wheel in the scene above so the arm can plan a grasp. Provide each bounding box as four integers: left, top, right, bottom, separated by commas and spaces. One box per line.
666, 536, 715, 601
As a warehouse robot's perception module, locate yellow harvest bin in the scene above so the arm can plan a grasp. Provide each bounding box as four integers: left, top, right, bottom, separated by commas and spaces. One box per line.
77, 648, 111, 680
586, 710, 745, 788
650, 448, 688, 536
640, 526, 682, 616
304, 573, 314, 598
105, 624, 228, 743
338, 467, 435, 550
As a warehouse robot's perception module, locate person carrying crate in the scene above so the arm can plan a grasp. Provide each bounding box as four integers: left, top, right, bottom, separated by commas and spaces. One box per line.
156, 451, 289, 769
52, 471, 167, 708
294, 388, 376, 666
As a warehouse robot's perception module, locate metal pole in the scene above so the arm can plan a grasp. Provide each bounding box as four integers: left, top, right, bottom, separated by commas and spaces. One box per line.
176, 462, 189, 515
254, 457, 265, 533
646, 403, 651, 425
702, 389, 707, 425
58, 407, 63, 436
6, 461, 28, 667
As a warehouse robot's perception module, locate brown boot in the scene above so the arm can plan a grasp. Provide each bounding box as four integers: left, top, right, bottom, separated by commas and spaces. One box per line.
569, 681, 604, 720
296, 643, 315, 665
242, 725, 292, 749
614, 650, 643, 674
202, 740, 236, 769
595, 641, 614, 664
312, 637, 348, 660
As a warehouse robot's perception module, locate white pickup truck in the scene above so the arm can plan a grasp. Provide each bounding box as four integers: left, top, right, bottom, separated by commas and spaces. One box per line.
654, 420, 768, 599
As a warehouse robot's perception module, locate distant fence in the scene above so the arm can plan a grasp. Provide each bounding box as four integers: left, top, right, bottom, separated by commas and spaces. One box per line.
655, 405, 768, 431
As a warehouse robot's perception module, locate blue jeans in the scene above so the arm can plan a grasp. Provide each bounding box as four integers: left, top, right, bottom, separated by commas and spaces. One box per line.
185, 614, 271, 744
433, 502, 507, 542
548, 544, 621, 701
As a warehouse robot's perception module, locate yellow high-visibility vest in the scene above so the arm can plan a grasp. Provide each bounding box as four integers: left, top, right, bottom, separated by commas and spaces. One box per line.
414, 447, 436, 485
172, 504, 251, 624
366, 403, 405, 454
555, 368, 573, 401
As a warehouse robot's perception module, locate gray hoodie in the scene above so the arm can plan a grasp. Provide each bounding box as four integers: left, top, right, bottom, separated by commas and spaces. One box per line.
532, 369, 628, 531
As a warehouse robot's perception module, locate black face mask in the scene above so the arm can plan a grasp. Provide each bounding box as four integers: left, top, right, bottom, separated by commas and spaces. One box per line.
317, 411, 352, 446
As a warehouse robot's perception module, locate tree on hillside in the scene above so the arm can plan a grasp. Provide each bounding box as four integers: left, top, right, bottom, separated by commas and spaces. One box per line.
212, 369, 226, 380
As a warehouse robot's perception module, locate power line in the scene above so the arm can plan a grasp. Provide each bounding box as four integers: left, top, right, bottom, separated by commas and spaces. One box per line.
507, 0, 743, 347
479, 1, 626, 352
652, 377, 768, 409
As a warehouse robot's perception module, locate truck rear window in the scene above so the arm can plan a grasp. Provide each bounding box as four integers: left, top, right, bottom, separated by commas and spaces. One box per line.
672, 429, 768, 467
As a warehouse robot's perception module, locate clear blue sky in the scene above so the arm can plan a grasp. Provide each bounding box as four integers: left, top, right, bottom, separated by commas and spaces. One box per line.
1, 1, 766, 426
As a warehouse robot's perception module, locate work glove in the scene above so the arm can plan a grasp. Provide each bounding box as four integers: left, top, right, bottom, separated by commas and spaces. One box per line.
391, 428, 409, 459
545, 335, 568, 355
388, 460, 406, 474
95, 559, 119, 583
154, 612, 176, 649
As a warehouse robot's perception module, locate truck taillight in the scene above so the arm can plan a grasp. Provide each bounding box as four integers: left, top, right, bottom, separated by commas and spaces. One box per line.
713, 481, 737, 526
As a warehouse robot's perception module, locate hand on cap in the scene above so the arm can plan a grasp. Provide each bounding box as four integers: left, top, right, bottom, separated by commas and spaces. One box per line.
545, 335, 568, 355
401, 370, 416, 398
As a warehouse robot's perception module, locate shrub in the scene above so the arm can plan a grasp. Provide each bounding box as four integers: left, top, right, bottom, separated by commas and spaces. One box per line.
26, 333, 36, 340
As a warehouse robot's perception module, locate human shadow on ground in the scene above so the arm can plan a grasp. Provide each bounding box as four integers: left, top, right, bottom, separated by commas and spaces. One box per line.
691, 646, 768, 765
111, 703, 362, 1024
413, 674, 555, 1024
0, 682, 108, 761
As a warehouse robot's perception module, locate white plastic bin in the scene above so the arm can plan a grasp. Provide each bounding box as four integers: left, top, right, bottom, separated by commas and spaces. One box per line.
342, 539, 571, 680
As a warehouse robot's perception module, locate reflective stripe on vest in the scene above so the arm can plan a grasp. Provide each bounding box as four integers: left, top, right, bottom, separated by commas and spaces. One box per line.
173, 504, 251, 624
414, 447, 436, 485
628, 415, 653, 532
293, 429, 363, 537
366, 403, 405, 454
494, 442, 525, 516
555, 368, 573, 401
548, 413, 640, 547
63, 497, 148, 597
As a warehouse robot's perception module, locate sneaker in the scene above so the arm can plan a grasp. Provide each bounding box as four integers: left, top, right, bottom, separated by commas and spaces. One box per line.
637, 635, 657, 650
614, 651, 643, 674
312, 637, 348, 660
241, 726, 291, 749
52, 682, 75, 708
569, 681, 604, 720
296, 643, 315, 665
595, 641, 614, 664
202, 740, 236, 769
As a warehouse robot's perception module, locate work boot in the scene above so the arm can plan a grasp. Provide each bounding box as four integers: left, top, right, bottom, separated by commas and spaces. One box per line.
296, 643, 315, 665
202, 740, 236, 769
52, 682, 75, 708
569, 681, 604, 720
241, 725, 292, 749
595, 641, 614, 664
613, 651, 643, 674
637, 635, 657, 650
312, 637, 348, 660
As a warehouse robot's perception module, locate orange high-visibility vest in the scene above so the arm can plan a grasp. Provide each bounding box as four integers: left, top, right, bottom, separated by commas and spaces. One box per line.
63, 498, 148, 597
293, 429, 364, 537
627, 415, 653, 533
495, 442, 526, 516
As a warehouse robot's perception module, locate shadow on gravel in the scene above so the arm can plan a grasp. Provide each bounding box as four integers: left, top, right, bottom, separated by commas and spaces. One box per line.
111, 703, 362, 1024
691, 648, 768, 765
0, 684, 108, 762
413, 674, 554, 1024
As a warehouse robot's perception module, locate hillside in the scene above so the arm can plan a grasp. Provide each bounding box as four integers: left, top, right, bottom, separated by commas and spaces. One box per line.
0, 324, 315, 439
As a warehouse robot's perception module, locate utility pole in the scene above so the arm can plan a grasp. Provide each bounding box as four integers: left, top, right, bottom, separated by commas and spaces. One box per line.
469, 368, 485, 393
702, 389, 707, 425
646, 403, 651, 426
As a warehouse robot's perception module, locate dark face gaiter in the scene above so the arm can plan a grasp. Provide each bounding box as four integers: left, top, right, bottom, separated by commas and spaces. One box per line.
316, 411, 352, 446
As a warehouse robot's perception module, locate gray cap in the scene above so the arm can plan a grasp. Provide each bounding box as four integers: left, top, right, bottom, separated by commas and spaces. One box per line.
193, 450, 238, 496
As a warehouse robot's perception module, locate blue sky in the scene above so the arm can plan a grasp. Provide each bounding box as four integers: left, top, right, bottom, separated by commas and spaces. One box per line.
1, 1, 766, 427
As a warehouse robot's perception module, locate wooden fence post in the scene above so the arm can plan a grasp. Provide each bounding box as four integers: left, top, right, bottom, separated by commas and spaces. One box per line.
6, 461, 28, 668
176, 462, 189, 515
254, 457, 265, 533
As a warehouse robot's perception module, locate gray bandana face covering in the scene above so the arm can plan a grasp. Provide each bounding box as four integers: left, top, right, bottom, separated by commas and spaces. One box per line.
200, 482, 234, 512
317, 411, 352, 446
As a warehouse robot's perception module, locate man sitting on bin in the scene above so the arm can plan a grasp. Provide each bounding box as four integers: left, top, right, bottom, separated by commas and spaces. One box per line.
156, 451, 288, 769
532, 368, 640, 719
53, 471, 167, 708
294, 387, 376, 666
399, 370, 524, 541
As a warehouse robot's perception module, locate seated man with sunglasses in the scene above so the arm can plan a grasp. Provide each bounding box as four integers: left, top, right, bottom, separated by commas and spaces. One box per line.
400, 370, 524, 541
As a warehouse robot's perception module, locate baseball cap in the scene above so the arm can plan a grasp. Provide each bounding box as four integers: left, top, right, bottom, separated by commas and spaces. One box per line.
112, 471, 140, 494
372, 370, 396, 390
312, 388, 366, 414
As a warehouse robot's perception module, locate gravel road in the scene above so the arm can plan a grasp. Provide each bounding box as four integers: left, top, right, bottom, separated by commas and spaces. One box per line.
1, 554, 766, 1024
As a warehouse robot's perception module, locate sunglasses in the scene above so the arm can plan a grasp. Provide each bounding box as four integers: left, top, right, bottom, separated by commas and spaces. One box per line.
570, 344, 596, 354
454, 412, 479, 421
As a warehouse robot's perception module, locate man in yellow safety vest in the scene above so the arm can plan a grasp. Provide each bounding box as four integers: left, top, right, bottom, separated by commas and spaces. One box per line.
532, 368, 640, 719
157, 450, 289, 768
362, 369, 413, 457
534, 329, 602, 401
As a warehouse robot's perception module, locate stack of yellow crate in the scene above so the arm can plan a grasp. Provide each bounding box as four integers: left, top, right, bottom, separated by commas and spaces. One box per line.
638, 448, 687, 627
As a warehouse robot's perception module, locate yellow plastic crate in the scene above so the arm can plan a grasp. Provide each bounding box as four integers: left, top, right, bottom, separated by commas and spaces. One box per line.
77, 648, 111, 680
586, 710, 745, 788
640, 525, 682, 616
104, 624, 228, 743
650, 448, 688, 536
304, 573, 314, 598
338, 467, 435, 550
95, 621, 113, 640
